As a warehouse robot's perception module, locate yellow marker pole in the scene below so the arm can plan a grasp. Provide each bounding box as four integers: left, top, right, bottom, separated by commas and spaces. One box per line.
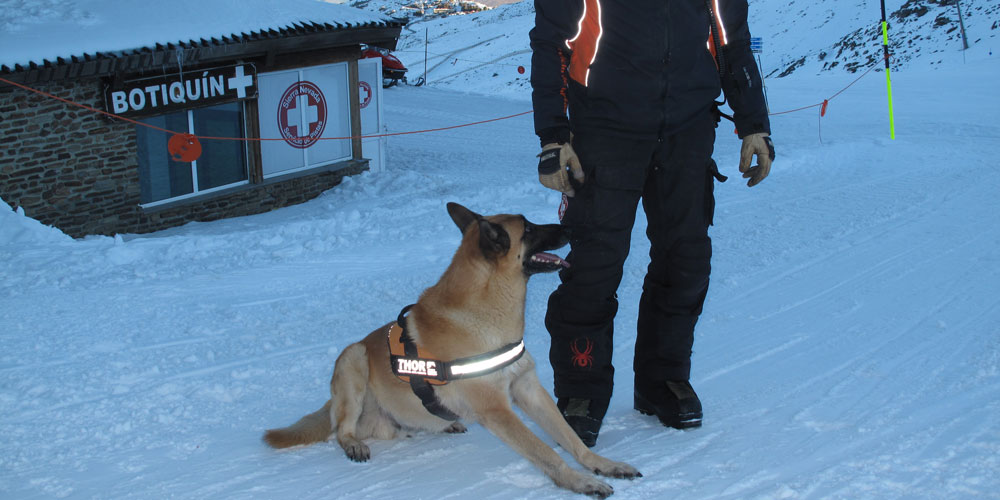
880, 2, 896, 139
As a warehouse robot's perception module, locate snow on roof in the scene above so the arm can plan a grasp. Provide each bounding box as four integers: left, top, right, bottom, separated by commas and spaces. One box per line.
0, 0, 396, 71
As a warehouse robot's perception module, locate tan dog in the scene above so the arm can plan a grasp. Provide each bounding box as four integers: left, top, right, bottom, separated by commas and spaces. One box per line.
263, 202, 640, 498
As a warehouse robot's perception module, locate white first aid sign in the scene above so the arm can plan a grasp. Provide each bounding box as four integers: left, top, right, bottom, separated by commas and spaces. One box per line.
104, 64, 257, 118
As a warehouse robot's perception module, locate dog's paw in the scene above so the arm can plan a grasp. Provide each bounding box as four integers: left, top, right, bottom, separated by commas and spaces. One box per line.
593, 461, 641, 480
444, 422, 467, 434
569, 475, 614, 499
341, 440, 371, 463
555, 470, 614, 499
585, 454, 641, 480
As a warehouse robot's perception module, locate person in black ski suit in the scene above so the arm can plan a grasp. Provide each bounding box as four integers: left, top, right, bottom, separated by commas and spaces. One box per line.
530, 0, 774, 446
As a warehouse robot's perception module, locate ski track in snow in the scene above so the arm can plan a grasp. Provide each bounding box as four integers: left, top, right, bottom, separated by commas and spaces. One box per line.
2, 57, 1000, 500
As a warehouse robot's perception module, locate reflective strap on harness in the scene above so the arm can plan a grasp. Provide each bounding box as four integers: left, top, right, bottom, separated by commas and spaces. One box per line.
450, 340, 525, 378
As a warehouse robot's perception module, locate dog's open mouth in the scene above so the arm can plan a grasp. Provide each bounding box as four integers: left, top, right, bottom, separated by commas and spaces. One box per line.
526, 251, 570, 273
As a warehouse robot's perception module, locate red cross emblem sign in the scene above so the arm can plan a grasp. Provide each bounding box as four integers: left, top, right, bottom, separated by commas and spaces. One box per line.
277, 81, 328, 149
359, 81, 372, 109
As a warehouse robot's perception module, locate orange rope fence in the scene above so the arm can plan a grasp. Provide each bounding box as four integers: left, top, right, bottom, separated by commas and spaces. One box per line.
0, 54, 887, 146
0, 75, 533, 142
767, 54, 886, 116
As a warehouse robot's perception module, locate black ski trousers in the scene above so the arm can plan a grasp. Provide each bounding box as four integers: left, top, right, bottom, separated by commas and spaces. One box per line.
545, 109, 718, 402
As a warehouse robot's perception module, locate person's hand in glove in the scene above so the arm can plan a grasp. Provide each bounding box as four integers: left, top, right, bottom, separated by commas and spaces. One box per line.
738, 133, 775, 187
537, 142, 585, 197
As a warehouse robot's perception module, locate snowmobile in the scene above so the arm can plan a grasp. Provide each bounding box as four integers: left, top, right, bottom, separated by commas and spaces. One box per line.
361, 45, 420, 87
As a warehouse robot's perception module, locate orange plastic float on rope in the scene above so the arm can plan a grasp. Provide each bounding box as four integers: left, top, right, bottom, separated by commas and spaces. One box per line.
168, 133, 202, 162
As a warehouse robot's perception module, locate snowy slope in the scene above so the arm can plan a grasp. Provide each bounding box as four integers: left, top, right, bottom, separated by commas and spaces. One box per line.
359, 0, 998, 97
3, 1, 1000, 499
766, 0, 1000, 76
3, 60, 1000, 499
392, 0, 537, 97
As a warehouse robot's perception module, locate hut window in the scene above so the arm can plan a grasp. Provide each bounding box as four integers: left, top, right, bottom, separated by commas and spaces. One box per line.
136, 101, 249, 206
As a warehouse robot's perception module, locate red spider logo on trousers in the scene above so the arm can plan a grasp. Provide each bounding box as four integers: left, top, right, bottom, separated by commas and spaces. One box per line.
570, 338, 594, 369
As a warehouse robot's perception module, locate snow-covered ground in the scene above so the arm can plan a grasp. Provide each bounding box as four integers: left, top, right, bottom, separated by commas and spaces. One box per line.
3, 1, 1000, 498
4, 59, 999, 498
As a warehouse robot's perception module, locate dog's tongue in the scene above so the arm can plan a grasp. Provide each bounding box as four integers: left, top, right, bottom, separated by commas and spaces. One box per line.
533, 252, 570, 268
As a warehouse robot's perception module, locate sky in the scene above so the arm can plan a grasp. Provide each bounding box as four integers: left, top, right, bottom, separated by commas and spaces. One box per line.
2, 1, 999, 499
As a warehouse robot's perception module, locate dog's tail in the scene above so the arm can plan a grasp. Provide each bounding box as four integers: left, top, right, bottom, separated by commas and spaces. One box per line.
263, 400, 333, 449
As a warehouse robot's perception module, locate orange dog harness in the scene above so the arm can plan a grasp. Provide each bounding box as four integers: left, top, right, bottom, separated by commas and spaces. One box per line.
387, 305, 525, 420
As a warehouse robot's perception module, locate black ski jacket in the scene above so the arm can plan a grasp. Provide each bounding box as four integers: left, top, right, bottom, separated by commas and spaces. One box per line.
530, 0, 770, 145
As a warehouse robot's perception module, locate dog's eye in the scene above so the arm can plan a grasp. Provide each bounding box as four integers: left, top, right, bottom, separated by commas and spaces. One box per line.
524, 225, 531, 234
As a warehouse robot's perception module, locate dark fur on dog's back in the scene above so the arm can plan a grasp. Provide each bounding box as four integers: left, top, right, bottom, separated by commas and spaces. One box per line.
263, 203, 639, 498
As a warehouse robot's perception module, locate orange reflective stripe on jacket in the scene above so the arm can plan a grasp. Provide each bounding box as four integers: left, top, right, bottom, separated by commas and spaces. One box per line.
706, 0, 730, 67
710, 0, 729, 45
565, 0, 602, 86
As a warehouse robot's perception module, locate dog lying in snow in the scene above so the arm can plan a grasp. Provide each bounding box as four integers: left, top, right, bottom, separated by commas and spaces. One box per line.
264, 203, 640, 498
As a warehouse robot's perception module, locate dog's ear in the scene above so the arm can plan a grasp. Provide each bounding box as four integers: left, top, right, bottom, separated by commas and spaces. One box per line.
478, 219, 510, 258
447, 202, 480, 233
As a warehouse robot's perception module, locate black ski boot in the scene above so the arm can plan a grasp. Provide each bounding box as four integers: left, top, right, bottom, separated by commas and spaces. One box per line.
557, 398, 609, 448
634, 380, 703, 429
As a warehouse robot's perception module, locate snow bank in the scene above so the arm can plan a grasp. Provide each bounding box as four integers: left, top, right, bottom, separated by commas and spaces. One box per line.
0, 197, 71, 246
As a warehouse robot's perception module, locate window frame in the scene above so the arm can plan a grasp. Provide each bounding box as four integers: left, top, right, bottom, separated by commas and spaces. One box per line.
137, 101, 251, 209
258, 62, 354, 180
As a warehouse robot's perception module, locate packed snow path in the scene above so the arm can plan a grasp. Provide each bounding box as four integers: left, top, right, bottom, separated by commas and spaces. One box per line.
2, 65, 999, 499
